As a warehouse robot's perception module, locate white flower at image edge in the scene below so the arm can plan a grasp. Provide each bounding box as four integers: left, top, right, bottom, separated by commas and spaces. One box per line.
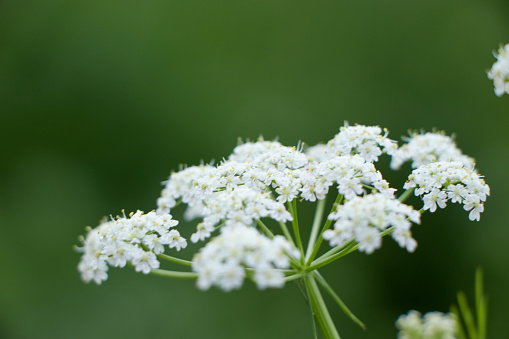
488, 43, 509, 96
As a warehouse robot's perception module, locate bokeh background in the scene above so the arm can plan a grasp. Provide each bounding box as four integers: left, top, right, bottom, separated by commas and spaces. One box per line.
1, 0, 508, 338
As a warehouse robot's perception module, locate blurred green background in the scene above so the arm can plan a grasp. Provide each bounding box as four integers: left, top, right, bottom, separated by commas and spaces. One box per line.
1, 0, 508, 338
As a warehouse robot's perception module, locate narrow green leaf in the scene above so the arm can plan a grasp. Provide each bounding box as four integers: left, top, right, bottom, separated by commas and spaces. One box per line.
457, 291, 477, 339
475, 268, 487, 339
450, 305, 467, 339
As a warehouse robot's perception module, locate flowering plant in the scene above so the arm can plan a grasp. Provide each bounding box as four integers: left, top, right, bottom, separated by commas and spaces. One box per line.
396, 268, 488, 339
76, 123, 489, 338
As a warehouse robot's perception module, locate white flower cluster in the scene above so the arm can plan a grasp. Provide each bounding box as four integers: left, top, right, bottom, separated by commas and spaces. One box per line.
157, 164, 216, 214
77, 211, 185, 284
391, 132, 474, 170
324, 194, 421, 254
76, 122, 491, 304
192, 224, 299, 291
487, 43, 509, 96
308, 155, 395, 201
326, 124, 397, 162
157, 128, 396, 243
196, 140, 308, 205
404, 162, 490, 221
396, 310, 456, 339
197, 185, 293, 241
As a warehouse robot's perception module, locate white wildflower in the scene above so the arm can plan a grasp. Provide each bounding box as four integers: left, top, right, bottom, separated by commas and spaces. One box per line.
162, 229, 187, 251
308, 155, 395, 201
406, 162, 489, 220
395, 310, 423, 339
391, 132, 474, 170
197, 186, 292, 236
422, 312, 456, 339
325, 194, 420, 254
77, 211, 183, 284
396, 310, 456, 339
190, 222, 215, 243
488, 43, 509, 96
157, 164, 216, 214
192, 224, 299, 291
326, 123, 397, 162
422, 188, 448, 213
254, 269, 286, 289
131, 247, 159, 274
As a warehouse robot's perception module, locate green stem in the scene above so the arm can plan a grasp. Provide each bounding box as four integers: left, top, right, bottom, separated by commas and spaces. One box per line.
307, 193, 344, 265
279, 221, 296, 247
312, 239, 355, 265
303, 274, 341, 339
398, 187, 415, 203
314, 272, 366, 330
309, 226, 396, 271
156, 253, 193, 267
149, 268, 198, 279
139, 244, 191, 267
288, 200, 305, 261
361, 184, 378, 192
309, 242, 359, 272
305, 198, 327, 262
256, 219, 275, 239
284, 272, 308, 282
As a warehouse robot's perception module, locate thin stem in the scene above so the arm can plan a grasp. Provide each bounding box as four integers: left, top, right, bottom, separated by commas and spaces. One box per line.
279, 221, 296, 247
398, 187, 415, 203
139, 244, 191, 267
303, 273, 341, 339
308, 242, 359, 272
361, 184, 377, 192
307, 193, 344, 265
284, 272, 308, 282
314, 271, 366, 330
256, 219, 274, 239
304, 280, 320, 339
309, 226, 395, 271
288, 200, 305, 261
312, 239, 355, 265
156, 253, 193, 267
149, 268, 198, 279
214, 222, 226, 231
305, 198, 327, 262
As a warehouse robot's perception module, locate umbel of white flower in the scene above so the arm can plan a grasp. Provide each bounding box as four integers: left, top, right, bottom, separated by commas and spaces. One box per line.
77, 123, 489, 291
324, 193, 421, 254
76, 211, 184, 284
192, 224, 299, 291
396, 310, 457, 339
488, 43, 509, 96
76, 123, 490, 339
405, 162, 489, 221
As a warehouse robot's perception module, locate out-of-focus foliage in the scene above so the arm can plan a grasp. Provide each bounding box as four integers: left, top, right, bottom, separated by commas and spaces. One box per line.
1, 0, 508, 338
